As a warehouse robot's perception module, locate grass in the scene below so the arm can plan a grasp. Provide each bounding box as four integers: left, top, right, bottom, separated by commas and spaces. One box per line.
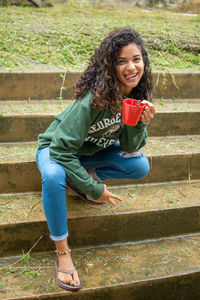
0, 1, 199, 71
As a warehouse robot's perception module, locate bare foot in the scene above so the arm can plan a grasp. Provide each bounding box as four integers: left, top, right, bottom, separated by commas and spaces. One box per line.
57, 253, 80, 287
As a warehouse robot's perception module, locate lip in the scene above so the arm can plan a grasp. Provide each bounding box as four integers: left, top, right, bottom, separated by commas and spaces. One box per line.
124, 73, 138, 80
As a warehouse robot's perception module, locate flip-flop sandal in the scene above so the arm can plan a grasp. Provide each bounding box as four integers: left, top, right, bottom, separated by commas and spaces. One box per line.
66, 179, 105, 206
55, 258, 82, 291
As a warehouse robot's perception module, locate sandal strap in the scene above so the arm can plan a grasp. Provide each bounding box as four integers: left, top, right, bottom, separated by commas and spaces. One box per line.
55, 249, 71, 255
57, 267, 76, 276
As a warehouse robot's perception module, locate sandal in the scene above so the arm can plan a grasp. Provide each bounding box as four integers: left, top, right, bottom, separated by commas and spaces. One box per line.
55, 249, 82, 291
66, 179, 105, 206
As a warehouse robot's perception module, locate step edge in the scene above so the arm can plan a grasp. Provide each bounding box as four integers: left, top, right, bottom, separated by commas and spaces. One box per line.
0, 205, 199, 227
1, 111, 200, 117
1, 135, 200, 146
0, 152, 199, 165
6, 268, 200, 300
1, 179, 200, 197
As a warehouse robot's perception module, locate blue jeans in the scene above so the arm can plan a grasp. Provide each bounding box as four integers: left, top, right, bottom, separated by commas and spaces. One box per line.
36, 143, 150, 241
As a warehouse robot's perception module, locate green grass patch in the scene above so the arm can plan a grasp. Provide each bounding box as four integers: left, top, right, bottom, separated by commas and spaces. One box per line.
0, 2, 199, 71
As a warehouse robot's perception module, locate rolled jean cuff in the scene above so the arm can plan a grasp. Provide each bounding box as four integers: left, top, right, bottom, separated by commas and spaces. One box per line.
50, 232, 68, 241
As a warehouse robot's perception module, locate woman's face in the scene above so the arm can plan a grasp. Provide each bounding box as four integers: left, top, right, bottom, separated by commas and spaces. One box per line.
116, 43, 144, 97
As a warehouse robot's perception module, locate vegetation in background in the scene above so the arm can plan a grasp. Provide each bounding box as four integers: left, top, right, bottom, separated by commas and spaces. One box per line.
0, 1, 199, 71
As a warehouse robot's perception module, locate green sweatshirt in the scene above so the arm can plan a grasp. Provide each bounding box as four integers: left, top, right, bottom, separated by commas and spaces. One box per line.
38, 92, 148, 200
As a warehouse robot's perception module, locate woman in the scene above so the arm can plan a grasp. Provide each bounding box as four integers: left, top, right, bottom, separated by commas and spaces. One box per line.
36, 27, 156, 291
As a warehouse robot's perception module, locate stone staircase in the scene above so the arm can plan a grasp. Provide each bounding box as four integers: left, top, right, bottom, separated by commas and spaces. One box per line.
0, 71, 200, 299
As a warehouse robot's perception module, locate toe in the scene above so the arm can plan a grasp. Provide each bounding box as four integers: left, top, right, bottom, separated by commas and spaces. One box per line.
59, 273, 74, 286
69, 279, 75, 286
73, 270, 80, 286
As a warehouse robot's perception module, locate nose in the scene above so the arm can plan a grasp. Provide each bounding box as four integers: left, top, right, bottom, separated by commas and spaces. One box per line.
127, 60, 136, 71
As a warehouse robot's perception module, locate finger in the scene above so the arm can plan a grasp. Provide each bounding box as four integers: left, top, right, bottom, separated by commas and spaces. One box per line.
106, 190, 123, 200
109, 192, 123, 202
146, 104, 156, 116
142, 100, 156, 115
140, 113, 146, 123
141, 100, 152, 108
149, 105, 156, 115
107, 198, 116, 207
141, 100, 152, 106
144, 107, 154, 120
141, 111, 150, 122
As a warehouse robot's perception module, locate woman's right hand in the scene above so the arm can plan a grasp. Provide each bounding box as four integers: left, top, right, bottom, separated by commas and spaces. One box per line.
94, 184, 123, 207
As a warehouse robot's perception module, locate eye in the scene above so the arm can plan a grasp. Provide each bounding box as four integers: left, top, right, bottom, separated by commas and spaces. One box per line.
134, 57, 142, 63
118, 59, 126, 65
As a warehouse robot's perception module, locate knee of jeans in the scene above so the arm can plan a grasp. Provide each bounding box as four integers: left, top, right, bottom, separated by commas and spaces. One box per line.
42, 163, 66, 187
138, 161, 150, 179
128, 155, 150, 180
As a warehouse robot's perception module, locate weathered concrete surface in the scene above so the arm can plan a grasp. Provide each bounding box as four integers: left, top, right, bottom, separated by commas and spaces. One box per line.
16, 271, 199, 300
1, 112, 200, 142
1, 234, 200, 299
148, 112, 200, 136
0, 162, 41, 193
0, 115, 54, 142
152, 71, 200, 99
0, 71, 199, 100
0, 154, 199, 193
0, 71, 81, 101
0, 206, 200, 256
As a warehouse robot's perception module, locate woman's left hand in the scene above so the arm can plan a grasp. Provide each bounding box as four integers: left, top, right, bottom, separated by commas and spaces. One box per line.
140, 100, 156, 123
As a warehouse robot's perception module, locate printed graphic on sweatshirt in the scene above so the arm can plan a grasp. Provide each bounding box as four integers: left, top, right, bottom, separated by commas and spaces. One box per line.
85, 112, 122, 148
103, 123, 122, 138
88, 113, 121, 134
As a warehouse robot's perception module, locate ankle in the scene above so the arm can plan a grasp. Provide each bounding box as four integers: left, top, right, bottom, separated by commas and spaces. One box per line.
55, 249, 71, 256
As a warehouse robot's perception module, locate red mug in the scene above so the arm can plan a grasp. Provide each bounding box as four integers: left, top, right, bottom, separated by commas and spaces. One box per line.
122, 99, 146, 126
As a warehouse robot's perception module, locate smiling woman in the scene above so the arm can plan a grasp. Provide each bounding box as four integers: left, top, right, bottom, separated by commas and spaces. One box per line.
75, 28, 153, 114
36, 27, 156, 292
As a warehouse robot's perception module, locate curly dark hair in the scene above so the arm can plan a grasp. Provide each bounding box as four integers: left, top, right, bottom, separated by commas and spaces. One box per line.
74, 27, 152, 114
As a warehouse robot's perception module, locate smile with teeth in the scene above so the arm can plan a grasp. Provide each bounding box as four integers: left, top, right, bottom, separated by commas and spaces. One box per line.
124, 73, 138, 80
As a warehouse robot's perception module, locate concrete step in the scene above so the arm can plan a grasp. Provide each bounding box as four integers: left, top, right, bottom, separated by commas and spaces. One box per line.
0, 99, 199, 115
0, 234, 199, 299
1, 108, 200, 143
0, 71, 199, 100
1, 181, 200, 256
0, 136, 200, 193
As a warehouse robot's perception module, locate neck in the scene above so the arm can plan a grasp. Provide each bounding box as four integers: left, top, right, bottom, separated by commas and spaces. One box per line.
119, 87, 133, 98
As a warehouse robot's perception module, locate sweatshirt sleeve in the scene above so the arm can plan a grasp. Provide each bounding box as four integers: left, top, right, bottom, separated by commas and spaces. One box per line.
49, 99, 104, 200
119, 121, 148, 152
